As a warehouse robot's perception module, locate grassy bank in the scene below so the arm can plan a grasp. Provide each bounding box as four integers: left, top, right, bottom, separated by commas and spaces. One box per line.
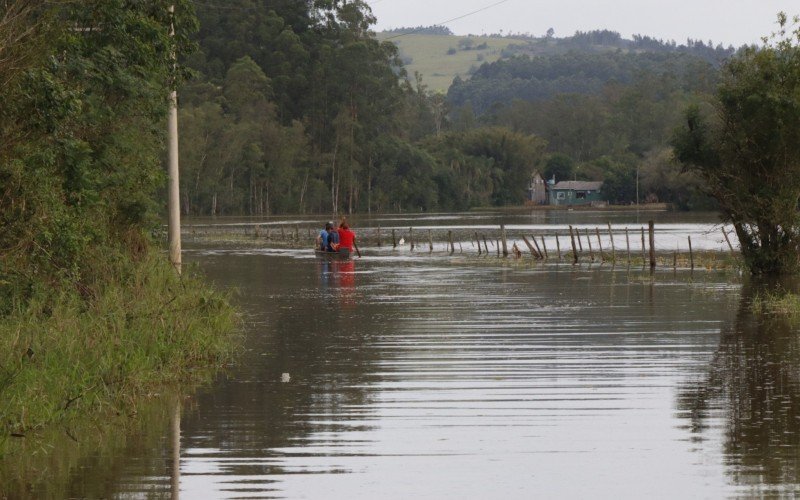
0, 252, 239, 459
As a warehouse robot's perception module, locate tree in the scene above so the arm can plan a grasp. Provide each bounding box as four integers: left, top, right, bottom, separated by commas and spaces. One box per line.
673, 14, 800, 274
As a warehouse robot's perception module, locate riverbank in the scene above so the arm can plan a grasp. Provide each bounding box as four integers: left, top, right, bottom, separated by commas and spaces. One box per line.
0, 252, 239, 478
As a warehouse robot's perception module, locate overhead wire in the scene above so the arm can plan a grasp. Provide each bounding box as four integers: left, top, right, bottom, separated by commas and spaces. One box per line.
383, 0, 514, 40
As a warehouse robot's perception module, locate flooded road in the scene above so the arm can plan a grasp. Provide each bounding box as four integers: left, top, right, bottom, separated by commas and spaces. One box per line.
20, 212, 800, 498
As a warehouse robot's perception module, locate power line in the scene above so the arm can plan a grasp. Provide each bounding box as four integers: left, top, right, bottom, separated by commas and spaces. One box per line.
384, 0, 514, 40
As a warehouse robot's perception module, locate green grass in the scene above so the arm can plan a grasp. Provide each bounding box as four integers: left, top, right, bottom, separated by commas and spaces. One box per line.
0, 252, 239, 460
751, 291, 800, 320
379, 34, 529, 92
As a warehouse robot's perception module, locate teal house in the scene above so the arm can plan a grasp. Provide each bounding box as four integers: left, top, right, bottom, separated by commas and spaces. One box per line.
548, 181, 604, 206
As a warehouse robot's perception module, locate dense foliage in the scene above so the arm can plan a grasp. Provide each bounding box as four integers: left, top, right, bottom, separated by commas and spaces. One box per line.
0, 0, 237, 450
673, 16, 800, 274
0, 0, 200, 309
181, 10, 725, 214
179, 0, 546, 215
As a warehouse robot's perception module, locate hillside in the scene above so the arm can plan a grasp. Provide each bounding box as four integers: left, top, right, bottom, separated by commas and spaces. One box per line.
380, 29, 735, 93
377, 33, 526, 92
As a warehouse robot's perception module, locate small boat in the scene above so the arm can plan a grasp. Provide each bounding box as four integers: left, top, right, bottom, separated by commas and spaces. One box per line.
314, 248, 352, 259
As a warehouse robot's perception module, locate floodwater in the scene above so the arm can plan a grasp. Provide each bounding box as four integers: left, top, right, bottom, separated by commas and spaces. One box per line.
12, 212, 800, 498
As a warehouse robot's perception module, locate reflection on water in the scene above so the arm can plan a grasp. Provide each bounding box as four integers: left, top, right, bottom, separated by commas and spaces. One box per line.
678, 281, 800, 496
12, 227, 800, 498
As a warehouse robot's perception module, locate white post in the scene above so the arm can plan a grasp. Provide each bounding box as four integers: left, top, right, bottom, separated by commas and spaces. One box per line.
167, 5, 181, 274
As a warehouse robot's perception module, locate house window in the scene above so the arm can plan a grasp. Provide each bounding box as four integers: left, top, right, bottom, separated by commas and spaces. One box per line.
576, 191, 587, 199
557, 192, 566, 200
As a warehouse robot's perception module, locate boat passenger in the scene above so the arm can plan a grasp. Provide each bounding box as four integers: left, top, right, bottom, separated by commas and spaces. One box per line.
317, 221, 334, 251
337, 219, 356, 254
328, 222, 340, 252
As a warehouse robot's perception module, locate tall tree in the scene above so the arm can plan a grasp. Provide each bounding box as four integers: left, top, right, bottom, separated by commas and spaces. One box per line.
673, 14, 800, 274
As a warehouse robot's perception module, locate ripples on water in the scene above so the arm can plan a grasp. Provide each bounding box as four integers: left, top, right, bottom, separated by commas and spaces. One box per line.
46, 231, 800, 498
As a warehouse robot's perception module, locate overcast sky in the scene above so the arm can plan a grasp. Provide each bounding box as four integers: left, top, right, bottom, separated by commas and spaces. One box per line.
370, 0, 799, 47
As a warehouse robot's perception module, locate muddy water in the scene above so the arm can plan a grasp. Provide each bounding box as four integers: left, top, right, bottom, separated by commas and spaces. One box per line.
22, 213, 800, 498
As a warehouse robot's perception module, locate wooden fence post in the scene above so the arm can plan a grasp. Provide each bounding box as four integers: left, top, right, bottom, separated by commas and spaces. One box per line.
521, 235, 538, 259
540, 235, 549, 260
448, 230, 455, 254
476, 232, 482, 255
625, 227, 631, 263
410, 227, 415, 251
392, 229, 397, 248
607, 222, 616, 262
640, 227, 646, 266
500, 224, 509, 257
722, 227, 736, 255
569, 225, 579, 264
555, 233, 562, 261
688, 235, 694, 270
648, 220, 656, 270
585, 228, 594, 261
428, 229, 434, 253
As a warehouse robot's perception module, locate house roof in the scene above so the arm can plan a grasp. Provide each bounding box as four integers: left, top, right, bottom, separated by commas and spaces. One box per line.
552, 181, 603, 191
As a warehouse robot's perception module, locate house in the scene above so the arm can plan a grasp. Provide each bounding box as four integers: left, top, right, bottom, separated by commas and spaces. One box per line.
549, 181, 604, 206
526, 171, 547, 205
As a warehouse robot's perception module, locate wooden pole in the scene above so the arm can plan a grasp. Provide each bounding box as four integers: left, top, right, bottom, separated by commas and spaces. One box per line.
483, 235, 490, 254
648, 220, 656, 270
476, 232, 482, 255
688, 235, 694, 270
281, 226, 285, 240
555, 233, 562, 261
607, 222, 616, 262
377, 226, 382, 247
722, 227, 735, 255
392, 228, 397, 248
640, 227, 646, 266
448, 230, 455, 254
568, 225, 579, 264
595, 227, 603, 260
532, 236, 544, 260
521, 235, 538, 259
625, 227, 631, 263
410, 227, 415, 251
167, 3, 181, 274
577, 228, 584, 252
496, 240, 500, 256
585, 228, 594, 261
540, 235, 549, 260
500, 224, 509, 257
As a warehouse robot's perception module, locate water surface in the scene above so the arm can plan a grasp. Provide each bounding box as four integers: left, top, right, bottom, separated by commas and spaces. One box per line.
21, 213, 800, 498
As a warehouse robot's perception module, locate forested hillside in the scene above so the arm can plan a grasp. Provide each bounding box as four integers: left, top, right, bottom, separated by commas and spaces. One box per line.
181, 4, 725, 215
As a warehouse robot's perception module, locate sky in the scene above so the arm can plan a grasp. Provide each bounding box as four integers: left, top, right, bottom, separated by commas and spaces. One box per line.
369, 0, 800, 47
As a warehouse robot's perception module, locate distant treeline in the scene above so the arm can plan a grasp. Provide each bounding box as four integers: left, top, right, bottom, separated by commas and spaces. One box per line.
381, 25, 454, 36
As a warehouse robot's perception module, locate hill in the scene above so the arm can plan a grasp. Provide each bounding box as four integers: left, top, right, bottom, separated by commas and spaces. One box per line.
377, 32, 527, 92
380, 28, 736, 93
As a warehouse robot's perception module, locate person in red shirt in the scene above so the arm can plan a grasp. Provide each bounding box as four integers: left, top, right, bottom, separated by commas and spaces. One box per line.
337, 219, 356, 253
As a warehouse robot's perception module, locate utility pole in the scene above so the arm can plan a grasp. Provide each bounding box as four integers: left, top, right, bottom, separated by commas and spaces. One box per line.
167, 4, 181, 274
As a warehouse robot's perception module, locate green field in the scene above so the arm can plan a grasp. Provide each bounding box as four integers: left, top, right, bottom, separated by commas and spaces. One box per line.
379, 34, 528, 93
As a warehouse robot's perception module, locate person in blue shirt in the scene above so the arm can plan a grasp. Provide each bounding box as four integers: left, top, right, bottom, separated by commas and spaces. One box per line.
317, 221, 333, 251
